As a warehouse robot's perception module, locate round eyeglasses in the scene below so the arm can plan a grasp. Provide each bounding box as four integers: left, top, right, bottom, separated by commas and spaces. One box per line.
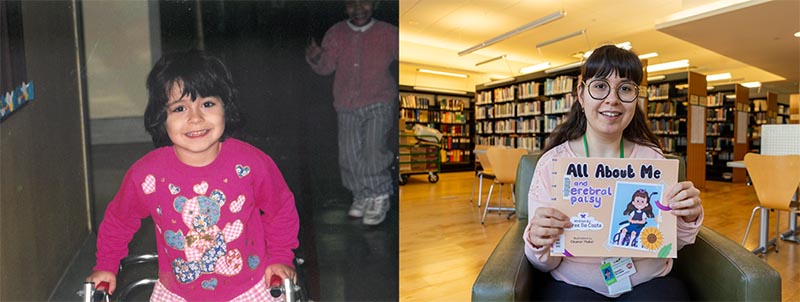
582, 79, 640, 103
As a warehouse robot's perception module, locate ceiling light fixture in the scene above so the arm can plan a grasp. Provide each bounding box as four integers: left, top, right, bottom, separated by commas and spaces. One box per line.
706, 73, 732, 82
417, 68, 469, 78
583, 42, 632, 58
519, 62, 551, 74
484, 77, 516, 87
458, 10, 566, 56
638, 52, 659, 59
741, 81, 762, 88
475, 55, 507, 67
412, 86, 469, 95
536, 29, 586, 49
647, 75, 666, 82
544, 61, 583, 74
646, 59, 689, 72
794, 31, 800, 38
615, 42, 632, 50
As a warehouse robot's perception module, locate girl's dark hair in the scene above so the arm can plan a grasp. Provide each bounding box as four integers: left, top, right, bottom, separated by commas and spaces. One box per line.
144, 50, 243, 147
543, 45, 662, 154
624, 189, 655, 218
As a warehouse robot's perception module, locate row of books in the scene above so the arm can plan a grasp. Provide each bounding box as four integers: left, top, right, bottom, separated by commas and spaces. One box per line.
544, 115, 565, 133
543, 95, 574, 114
400, 95, 432, 109
439, 98, 468, 111
518, 81, 542, 100
649, 119, 685, 135
543, 76, 575, 96
706, 107, 730, 122
439, 124, 470, 136
517, 101, 542, 116
707, 92, 733, 107
517, 117, 544, 133
440, 149, 471, 163
658, 136, 688, 154
472, 135, 543, 151
401, 108, 429, 123
647, 83, 670, 100
706, 137, 734, 151
476, 90, 493, 105
647, 100, 679, 117
440, 136, 471, 150
402, 108, 469, 124
493, 86, 516, 103
706, 122, 733, 136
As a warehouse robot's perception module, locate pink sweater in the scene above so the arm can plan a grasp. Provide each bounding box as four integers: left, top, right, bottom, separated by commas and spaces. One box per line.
95, 138, 299, 301
523, 141, 703, 297
307, 19, 398, 111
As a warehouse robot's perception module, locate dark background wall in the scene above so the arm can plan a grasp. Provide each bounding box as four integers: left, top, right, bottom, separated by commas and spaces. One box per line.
0, 1, 91, 301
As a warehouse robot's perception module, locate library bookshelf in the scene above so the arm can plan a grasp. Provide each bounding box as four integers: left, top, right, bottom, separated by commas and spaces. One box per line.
704, 84, 749, 182
399, 85, 475, 172
748, 92, 779, 153
646, 71, 707, 189
473, 68, 578, 152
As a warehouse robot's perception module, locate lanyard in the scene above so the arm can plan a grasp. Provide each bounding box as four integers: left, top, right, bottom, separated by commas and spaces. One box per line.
583, 135, 624, 158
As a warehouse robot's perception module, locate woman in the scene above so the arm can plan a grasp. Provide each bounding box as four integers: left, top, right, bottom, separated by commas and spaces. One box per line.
523, 45, 703, 300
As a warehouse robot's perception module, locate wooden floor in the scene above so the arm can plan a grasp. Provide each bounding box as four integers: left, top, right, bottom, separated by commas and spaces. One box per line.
399, 171, 799, 302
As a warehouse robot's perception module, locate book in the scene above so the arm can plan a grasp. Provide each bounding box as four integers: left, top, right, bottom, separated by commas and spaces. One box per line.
548, 157, 679, 258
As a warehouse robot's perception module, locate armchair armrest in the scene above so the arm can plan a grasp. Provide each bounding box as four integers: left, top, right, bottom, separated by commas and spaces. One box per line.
674, 226, 781, 301
472, 222, 544, 302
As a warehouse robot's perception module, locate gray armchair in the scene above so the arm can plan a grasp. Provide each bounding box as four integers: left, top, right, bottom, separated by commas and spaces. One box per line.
472, 154, 782, 301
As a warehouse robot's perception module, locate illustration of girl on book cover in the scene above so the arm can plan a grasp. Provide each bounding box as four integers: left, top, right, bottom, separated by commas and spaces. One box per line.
610, 183, 666, 251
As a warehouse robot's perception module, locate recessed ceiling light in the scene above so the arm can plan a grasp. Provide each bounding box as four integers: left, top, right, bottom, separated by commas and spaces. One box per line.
794, 31, 800, 38
706, 73, 731, 82
638, 52, 658, 59
417, 69, 469, 78
646, 60, 689, 72
741, 81, 761, 88
519, 62, 551, 74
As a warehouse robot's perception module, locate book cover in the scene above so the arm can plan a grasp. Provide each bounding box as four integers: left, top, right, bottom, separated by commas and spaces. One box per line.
548, 157, 679, 258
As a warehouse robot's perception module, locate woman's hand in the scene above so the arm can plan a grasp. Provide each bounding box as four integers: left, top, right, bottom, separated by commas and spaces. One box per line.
265, 263, 296, 283
528, 207, 573, 248
666, 181, 703, 223
85, 270, 117, 295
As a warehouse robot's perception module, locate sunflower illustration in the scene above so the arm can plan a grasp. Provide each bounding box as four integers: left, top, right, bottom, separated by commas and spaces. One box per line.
639, 227, 664, 251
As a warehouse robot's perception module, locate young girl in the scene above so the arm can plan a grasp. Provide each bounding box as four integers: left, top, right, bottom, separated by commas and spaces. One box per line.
86, 50, 299, 302
524, 45, 703, 300
618, 189, 655, 246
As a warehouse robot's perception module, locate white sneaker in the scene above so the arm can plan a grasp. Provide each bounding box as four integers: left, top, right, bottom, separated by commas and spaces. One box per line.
348, 197, 370, 218
363, 194, 390, 225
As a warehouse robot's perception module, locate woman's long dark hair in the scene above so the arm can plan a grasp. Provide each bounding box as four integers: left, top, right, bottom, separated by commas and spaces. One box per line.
543, 45, 662, 154
144, 50, 244, 148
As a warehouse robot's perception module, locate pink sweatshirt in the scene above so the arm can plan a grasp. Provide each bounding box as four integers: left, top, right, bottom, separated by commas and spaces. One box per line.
95, 138, 299, 301
523, 141, 703, 297
307, 19, 398, 111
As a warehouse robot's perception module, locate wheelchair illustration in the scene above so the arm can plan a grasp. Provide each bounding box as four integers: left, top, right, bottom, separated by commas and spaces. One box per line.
613, 221, 646, 247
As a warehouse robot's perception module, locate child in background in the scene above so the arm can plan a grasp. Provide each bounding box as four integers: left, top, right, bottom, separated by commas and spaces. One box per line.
86, 50, 299, 302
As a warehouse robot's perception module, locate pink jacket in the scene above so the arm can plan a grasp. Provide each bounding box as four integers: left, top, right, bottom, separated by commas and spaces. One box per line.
95, 139, 299, 301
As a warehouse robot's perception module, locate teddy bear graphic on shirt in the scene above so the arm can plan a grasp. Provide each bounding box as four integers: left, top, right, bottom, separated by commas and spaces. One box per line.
163, 182, 244, 285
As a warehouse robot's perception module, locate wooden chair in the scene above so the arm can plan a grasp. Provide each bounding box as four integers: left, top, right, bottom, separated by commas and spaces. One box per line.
481, 146, 529, 224
471, 145, 495, 207
741, 153, 800, 253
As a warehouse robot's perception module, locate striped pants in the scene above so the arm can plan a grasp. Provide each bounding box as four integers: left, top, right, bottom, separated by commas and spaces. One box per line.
337, 102, 395, 201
